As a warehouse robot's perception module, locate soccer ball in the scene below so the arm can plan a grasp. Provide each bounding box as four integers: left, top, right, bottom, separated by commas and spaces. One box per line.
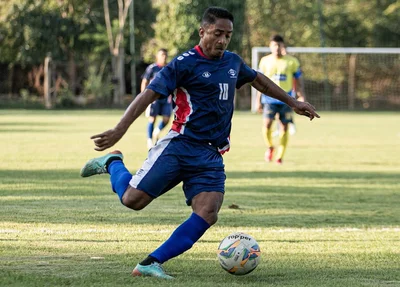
217, 232, 261, 275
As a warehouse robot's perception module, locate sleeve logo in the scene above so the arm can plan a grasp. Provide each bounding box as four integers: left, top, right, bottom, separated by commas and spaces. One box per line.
228, 69, 237, 78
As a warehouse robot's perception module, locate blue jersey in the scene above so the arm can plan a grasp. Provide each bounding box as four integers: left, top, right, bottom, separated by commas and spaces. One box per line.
147, 45, 257, 149
142, 63, 168, 104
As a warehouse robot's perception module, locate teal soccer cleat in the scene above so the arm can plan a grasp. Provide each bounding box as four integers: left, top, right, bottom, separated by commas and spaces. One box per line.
80, 150, 123, 177
131, 262, 174, 279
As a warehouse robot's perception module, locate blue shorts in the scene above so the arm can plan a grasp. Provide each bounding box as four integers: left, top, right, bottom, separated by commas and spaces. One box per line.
129, 131, 225, 205
149, 100, 172, 117
263, 103, 293, 124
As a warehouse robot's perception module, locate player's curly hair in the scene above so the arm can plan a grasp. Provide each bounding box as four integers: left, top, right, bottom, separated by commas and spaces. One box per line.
201, 7, 234, 27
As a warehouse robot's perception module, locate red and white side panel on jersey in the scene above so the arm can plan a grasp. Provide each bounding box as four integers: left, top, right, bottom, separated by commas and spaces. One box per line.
172, 87, 193, 134
218, 136, 231, 155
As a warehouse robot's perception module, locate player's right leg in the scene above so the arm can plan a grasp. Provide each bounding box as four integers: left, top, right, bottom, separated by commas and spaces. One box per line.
81, 132, 184, 279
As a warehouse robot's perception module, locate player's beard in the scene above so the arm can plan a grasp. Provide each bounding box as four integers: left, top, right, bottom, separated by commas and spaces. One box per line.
213, 46, 225, 58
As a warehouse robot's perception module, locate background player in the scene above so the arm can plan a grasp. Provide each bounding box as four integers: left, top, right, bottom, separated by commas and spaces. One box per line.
256, 34, 306, 164
141, 48, 172, 149
81, 8, 319, 279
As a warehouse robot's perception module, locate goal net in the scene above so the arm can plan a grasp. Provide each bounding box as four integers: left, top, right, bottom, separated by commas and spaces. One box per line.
251, 47, 400, 111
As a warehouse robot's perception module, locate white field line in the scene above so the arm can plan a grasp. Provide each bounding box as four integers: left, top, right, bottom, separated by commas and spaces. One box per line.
0, 227, 399, 234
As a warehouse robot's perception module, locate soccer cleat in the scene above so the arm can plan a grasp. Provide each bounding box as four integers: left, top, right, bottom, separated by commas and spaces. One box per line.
276, 158, 283, 164
80, 150, 123, 177
132, 263, 174, 279
265, 147, 274, 162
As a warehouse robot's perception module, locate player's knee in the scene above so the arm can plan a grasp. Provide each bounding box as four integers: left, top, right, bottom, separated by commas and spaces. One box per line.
123, 199, 146, 210
121, 190, 151, 211
208, 212, 219, 226
199, 209, 219, 226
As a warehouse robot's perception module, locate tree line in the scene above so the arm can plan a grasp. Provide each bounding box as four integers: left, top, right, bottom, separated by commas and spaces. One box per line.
0, 0, 398, 109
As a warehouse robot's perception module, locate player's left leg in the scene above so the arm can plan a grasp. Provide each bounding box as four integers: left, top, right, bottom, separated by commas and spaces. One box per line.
276, 122, 289, 164
134, 192, 222, 278
276, 105, 293, 164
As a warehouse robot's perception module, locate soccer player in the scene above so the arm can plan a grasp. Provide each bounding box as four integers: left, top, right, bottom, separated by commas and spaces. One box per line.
141, 48, 172, 149
80, 7, 319, 279
256, 35, 306, 164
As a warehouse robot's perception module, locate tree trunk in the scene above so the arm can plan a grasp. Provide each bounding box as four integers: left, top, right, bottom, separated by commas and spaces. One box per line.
118, 46, 126, 104
32, 65, 44, 96
111, 54, 119, 106
44, 56, 52, 109
112, 50, 126, 107
68, 51, 77, 95
7, 64, 14, 98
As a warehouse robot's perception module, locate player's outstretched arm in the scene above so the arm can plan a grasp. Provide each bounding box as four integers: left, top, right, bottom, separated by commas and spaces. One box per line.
91, 89, 160, 151
251, 72, 320, 120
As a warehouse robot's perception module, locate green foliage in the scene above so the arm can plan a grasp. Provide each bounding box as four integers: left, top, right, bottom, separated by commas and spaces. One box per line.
83, 65, 113, 105
0, 0, 398, 107
1, 0, 86, 64
131, 0, 156, 62
246, 0, 399, 49
143, 0, 245, 61
55, 88, 78, 108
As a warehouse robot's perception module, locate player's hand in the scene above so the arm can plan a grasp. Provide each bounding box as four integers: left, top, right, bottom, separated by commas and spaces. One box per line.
293, 101, 320, 121
90, 128, 125, 151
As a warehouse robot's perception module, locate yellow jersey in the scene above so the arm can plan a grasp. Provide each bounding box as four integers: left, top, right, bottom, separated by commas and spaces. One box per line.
258, 54, 301, 104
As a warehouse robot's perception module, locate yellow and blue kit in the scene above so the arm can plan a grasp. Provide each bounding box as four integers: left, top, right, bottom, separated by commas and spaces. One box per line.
258, 54, 302, 105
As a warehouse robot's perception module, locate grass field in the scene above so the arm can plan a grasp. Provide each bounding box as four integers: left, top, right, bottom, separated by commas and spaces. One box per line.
1, 110, 399, 287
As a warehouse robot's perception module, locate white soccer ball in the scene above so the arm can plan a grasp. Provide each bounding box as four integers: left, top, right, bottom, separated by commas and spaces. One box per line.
217, 232, 261, 275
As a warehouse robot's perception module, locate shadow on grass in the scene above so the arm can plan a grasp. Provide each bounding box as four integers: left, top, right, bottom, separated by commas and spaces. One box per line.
1, 169, 399, 227
1, 238, 399, 244
0, 122, 70, 133
1, 251, 399, 287
226, 170, 400, 181
0, 122, 68, 127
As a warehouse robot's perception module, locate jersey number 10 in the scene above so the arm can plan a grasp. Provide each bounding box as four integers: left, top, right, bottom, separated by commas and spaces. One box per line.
219, 83, 229, 100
